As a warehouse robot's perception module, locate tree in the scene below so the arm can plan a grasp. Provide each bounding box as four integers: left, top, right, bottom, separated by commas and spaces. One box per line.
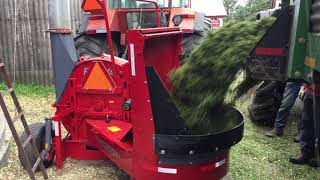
230, 0, 272, 21
223, 0, 238, 15
223, 0, 238, 22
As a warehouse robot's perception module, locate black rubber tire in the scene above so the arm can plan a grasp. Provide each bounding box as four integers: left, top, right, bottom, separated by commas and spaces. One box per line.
74, 33, 108, 57
180, 18, 212, 63
310, 0, 320, 33
19, 122, 53, 171
74, 33, 120, 58
248, 81, 286, 126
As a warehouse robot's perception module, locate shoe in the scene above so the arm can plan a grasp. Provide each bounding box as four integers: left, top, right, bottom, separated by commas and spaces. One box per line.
265, 128, 283, 137
293, 133, 300, 143
307, 158, 320, 167
289, 154, 312, 164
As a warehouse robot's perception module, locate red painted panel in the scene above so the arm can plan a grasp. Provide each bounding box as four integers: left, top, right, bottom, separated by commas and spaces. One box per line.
255, 47, 286, 57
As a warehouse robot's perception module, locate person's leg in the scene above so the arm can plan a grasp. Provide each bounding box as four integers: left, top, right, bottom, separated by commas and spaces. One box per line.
273, 82, 300, 131
289, 94, 315, 164
293, 101, 303, 143
315, 96, 320, 156
293, 119, 302, 143
300, 94, 315, 157
266, 82, 300, 137
308, 95, 320, 167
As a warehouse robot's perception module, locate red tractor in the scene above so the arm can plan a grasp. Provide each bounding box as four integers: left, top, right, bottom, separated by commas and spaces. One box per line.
75, 0, 212, 61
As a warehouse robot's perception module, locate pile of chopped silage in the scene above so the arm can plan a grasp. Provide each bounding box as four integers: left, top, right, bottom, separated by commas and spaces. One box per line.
170, 18, 275, 134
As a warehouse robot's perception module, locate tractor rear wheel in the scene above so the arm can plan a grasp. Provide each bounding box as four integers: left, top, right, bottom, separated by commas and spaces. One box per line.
74, 33, 119, 58
19, 122, 53, 171
248, 81, 285, 125
181, 18, 212, 63
74, 33, 107, 57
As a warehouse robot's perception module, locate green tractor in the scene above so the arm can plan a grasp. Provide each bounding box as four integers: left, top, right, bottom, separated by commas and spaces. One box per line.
248, 0, 303, 125
246, 0, 320, 165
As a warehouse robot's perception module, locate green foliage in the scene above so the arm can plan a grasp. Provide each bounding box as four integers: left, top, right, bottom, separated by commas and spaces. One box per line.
233, 0, 272, 21
224, 0, 272, 22
223, 0, 238, 22
170, 18, 275, 134
223, 0, 238, 15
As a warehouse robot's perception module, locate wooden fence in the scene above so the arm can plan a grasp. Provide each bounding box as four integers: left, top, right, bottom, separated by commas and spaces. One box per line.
0, 0, 82, 85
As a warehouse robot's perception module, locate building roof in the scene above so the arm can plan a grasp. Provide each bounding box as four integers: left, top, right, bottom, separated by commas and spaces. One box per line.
192, 0, 227, 17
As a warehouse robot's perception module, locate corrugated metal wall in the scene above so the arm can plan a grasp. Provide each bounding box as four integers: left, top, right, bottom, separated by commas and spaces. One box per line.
0, 0, 82, 85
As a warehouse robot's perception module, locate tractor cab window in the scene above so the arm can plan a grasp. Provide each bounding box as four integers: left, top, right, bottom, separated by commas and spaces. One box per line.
157, 0, 189, 8
108, 0, 120, 8
120, 0, 156, 8
107, 0, 189, 9
122, 0, 159, 29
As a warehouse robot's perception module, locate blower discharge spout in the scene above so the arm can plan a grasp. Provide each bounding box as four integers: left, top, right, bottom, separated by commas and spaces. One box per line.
47, 0, 78, 102
48, 0, 72, 32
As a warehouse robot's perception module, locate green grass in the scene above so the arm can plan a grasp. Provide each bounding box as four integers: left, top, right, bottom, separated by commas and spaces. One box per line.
229, 102, 320, 180
0, 82, 54, 97
3, 83, 319, 179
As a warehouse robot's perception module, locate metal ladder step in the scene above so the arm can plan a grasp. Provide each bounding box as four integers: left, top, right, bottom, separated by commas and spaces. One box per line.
7, 87, 14, 93
0, 88, 14, 97
22, 135, 32, 149
12, 111, 24, 124
32, 157, 42, 173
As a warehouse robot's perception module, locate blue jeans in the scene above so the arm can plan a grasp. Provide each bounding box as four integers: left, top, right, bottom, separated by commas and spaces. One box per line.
274, 82, 300, 131
300, 94, 320, 157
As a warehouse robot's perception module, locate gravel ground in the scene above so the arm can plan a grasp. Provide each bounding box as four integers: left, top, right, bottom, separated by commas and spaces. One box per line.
0, 88, 319, 180
0, 94, 128, 180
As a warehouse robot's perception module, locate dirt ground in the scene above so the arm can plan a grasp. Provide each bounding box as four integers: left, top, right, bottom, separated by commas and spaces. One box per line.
0, 94, 128, 180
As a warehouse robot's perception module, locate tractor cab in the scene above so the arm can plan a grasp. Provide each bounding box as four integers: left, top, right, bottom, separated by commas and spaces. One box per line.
97, 0, 191, 9
79, 0, 205, 46
157, 0, 191, 8
77, 0, 209, 67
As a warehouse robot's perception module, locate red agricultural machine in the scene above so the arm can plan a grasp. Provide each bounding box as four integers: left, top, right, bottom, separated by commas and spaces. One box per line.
18, 0, 244, 179
75, 0, 212, 61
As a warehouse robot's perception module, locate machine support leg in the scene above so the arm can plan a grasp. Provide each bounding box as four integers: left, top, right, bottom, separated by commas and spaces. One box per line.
53, 118, 63, 168
43, 119, 52, 156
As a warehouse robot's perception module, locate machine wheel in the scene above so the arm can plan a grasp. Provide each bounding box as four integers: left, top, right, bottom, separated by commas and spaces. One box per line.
248, 81, 285, 125
180, 18, 212, 63
19, 122, 53, 171
74, 33, 119, 58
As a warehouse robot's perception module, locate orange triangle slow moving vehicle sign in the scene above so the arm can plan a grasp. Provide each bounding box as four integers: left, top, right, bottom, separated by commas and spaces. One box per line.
83, 63, 114, 91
